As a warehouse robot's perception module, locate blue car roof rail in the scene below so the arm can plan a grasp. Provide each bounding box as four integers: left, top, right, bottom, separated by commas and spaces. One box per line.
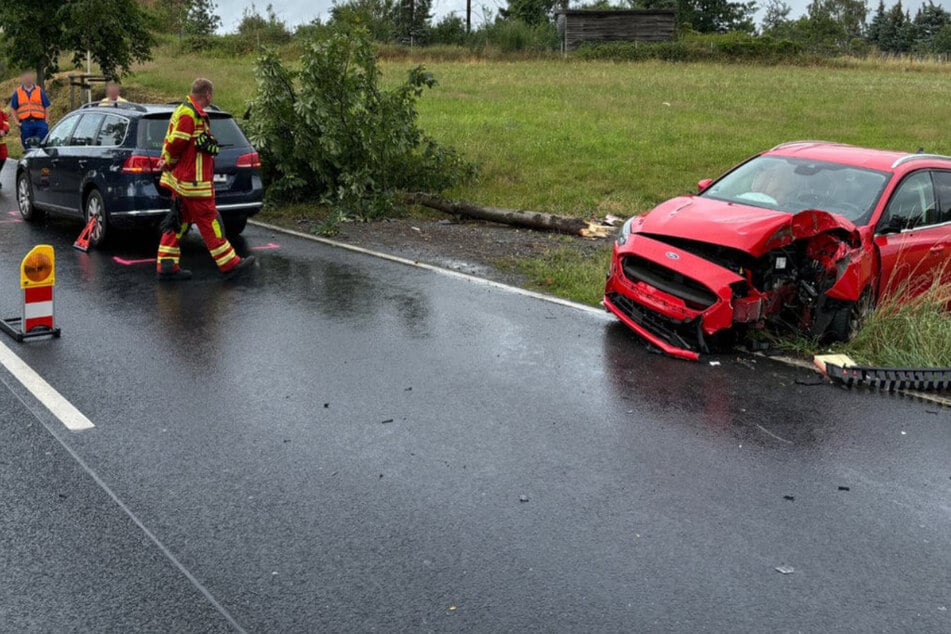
79, 100, 149, 113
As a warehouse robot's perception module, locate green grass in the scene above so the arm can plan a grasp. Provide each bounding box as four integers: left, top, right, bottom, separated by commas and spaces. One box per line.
842, 280, 951, 367
115, 47, 951, 219
500, 242, 612, 306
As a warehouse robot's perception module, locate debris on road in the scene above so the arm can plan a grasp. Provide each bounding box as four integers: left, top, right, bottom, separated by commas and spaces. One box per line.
381, 419, 394, 424
838, 486, 850, 491
783, 495, 795, 501
519, 495, 530, 503
709, 361, 721, 367
774, 565, 795, 574
816, 353, 951, 392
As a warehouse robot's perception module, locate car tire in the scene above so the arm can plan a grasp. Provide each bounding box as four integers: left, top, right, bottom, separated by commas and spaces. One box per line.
84, 189, 109, 248
17, 172, 44, 222
223, 214, 248, 238
823, 289, 873, 343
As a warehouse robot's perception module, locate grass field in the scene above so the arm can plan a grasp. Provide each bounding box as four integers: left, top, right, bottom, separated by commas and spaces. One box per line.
122, 45, 951, 219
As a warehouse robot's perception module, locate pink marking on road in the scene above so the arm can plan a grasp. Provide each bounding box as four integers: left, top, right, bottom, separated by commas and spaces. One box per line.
7, 211, 20, 216
0, 219, 23, 224
113, 256, 156, 266
250, 242, 280, 251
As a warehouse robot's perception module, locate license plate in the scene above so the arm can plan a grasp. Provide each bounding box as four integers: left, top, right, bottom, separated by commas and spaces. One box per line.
213, 173, 228, 183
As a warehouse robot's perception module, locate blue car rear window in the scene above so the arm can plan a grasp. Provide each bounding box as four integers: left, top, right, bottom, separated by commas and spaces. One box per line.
137, 114, 250, 151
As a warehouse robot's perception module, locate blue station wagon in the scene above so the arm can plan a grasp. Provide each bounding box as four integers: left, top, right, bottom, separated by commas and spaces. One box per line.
15, 101, 263, 247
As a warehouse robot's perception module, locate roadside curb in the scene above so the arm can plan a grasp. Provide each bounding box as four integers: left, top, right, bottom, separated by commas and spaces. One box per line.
248, 219, 612, 319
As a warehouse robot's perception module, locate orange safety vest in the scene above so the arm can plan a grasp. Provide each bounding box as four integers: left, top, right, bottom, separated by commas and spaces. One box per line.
15, 86, 46, 121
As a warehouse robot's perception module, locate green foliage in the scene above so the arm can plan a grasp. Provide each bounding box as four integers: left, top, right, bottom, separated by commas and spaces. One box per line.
474, 19, 560, 52
500, 0, 558, 26
329, 0, 398, 42
576, 32, 806, 63
672, 0, 758, 34
238, 3, 293, 48
182, 0, 222, 50
0, 0, 153, 82
394, 0, 433, 45
245, 26, 476, 220
844, 277, 951, 367
431, 15, 469, 46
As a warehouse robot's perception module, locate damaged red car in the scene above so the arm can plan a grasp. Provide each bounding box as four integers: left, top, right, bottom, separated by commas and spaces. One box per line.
604, 141, 951, 360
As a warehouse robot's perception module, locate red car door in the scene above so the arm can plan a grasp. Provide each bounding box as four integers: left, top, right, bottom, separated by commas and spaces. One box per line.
874, 170, 951, 299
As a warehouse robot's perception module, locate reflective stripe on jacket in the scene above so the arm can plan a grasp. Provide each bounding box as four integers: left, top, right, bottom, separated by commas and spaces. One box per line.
160, 96, 214, 198
15, 86, 46, 121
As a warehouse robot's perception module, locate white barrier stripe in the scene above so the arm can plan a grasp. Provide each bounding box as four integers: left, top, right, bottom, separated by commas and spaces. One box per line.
0, 341, 94, 431
24, 300, 53, 319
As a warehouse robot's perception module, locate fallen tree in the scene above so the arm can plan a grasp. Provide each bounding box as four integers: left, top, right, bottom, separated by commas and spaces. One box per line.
404, 192, 614, 238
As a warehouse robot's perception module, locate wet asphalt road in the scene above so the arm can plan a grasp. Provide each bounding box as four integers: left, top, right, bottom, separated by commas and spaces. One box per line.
0, 162, 948, 633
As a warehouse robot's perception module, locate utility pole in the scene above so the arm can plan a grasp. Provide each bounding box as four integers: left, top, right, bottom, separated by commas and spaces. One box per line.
467, 0, 471, 33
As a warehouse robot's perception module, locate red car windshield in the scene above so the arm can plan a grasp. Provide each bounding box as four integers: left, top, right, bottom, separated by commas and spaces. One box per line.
701, 155, 890, 224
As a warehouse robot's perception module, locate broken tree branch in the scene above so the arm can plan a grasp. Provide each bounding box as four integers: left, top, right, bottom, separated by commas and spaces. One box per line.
404, 192, 613, 238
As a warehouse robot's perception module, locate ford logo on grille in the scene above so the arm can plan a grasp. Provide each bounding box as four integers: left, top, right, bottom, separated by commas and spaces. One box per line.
665, 251, 680, 260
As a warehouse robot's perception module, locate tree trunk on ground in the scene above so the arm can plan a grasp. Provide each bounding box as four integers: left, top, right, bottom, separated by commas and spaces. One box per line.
404, 192, 613, 238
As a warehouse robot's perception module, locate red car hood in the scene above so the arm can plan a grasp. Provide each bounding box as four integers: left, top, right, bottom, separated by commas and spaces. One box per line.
632, 196, 860, 257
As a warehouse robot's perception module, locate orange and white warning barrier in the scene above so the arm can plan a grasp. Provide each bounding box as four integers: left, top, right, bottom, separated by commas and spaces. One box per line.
1, 245, 61, 342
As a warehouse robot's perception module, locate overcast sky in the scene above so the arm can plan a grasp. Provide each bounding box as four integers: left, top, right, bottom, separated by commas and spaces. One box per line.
215, 0, 951, 32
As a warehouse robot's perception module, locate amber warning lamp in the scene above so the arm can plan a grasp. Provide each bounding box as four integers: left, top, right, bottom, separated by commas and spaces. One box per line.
1, 245, 62, 342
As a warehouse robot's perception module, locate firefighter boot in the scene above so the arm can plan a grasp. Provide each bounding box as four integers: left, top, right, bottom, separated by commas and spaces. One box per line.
157, 258, 193, 281
224, 255, 255, 280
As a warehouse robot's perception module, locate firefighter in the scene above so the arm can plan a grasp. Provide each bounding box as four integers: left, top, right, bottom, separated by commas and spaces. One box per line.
9, 71, 50, 148
0, 103, 9, 190
155, 78, 254, 281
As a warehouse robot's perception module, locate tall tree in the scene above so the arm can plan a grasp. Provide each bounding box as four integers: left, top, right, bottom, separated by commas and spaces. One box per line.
867, 0, 888, 44
0, 0, 154, 84
395, 0, 433, 44
672, 0, 758, 33
913, 1, 951, 49
329, 0, 398, 42
184, 0, 222, 38
500, 0, 558, 25
762, 0, 793, 32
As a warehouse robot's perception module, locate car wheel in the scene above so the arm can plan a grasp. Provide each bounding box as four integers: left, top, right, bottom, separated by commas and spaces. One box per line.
223, 214, 248, 238
17, 172, 44, 221
84, 189, 109, 248
825, 289, 873, 343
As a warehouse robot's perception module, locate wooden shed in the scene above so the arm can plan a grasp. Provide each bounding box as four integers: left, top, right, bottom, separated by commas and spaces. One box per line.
557, 10, 677, 51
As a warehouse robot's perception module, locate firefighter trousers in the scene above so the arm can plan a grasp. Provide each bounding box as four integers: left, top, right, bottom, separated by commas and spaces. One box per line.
156, 196, 240, 274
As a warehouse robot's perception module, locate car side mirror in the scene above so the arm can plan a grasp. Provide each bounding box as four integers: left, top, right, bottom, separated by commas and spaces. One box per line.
24, 136, 42, 149
697, 178, 713, 193
877, 215, 907, 235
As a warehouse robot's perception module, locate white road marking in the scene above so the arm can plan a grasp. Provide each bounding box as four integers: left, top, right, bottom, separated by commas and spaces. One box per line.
0, 339, 95, 430
249, 220, 612, 318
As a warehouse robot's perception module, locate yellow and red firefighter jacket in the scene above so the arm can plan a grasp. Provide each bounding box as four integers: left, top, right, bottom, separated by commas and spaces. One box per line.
160, 96, 215, 198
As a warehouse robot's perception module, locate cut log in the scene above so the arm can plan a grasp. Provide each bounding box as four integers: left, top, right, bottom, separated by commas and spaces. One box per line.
404, 192, 613, 238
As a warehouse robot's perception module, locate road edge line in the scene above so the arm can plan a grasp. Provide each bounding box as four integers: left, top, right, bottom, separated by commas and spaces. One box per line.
248, 219, 610, 318
0, 339, 95, 431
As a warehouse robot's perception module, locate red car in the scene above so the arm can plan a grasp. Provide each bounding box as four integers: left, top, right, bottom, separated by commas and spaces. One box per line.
604, 141, 951, 360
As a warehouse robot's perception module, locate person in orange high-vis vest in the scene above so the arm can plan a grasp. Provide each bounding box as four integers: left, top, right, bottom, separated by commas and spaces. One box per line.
155, 78, 254, 281
10, 71, 50, 148
0, 106, 9, 190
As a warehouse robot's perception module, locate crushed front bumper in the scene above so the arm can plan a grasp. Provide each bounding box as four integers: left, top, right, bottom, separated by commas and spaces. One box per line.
604, 234, 759, 360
